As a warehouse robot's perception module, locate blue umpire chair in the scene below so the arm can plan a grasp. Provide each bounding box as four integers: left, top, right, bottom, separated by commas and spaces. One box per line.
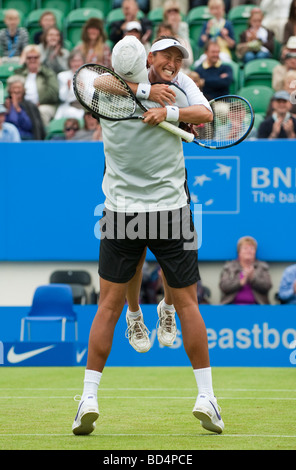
20, 284, 78, 342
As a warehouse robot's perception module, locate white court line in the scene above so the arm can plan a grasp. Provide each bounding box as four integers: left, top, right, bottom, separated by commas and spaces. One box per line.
1, 387, 296, 392
0, 396, 296, 400
0, 433, 295, 439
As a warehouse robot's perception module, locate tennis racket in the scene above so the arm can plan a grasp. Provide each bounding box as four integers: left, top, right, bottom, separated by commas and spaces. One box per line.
73, 63, 193, 141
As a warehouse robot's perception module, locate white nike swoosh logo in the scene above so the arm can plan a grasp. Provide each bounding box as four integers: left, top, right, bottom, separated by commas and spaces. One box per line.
7, 345, 55, 364
76, 348, 87, 363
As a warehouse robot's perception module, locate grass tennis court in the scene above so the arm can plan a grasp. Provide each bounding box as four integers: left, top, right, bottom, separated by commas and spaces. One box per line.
0, 366, 295, 450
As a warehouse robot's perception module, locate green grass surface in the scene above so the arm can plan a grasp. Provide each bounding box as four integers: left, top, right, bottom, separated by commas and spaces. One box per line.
0, 367, 295, 450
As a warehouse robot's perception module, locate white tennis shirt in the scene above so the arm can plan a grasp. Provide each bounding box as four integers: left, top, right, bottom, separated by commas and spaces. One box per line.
100, 71, 211, 213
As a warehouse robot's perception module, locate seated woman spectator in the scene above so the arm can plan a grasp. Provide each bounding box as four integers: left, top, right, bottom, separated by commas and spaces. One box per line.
54, 50, 85, 120
39, 26, 69, 74
70, 111, 102, 141
5, 75, 45, 140
198, 0, 235, 62
236, 8, 274, 63
0, 9, 28, 63
75, 18, 111, 67
33, 10, 57, 45
219, 235, 272, 305
278, 263, 296, 304
283, 0, 296, 45
15, 45, 60, 127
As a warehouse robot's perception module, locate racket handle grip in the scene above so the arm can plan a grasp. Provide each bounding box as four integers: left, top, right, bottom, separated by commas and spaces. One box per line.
158, 121, 194, 143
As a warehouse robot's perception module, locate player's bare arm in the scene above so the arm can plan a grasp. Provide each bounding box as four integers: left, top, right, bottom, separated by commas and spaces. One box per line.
142, 104, 213, 126
127, 82, 176, 106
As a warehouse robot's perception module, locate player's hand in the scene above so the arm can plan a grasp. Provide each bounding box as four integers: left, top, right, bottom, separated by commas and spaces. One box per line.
149, 84, 176, 107
142, 107, 167, 125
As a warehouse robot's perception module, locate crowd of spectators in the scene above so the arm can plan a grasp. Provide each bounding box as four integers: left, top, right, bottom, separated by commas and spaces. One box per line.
0, 0, 296, 142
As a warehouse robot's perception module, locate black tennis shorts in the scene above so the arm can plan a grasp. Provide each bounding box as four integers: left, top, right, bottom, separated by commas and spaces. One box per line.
98, 206, 200, 288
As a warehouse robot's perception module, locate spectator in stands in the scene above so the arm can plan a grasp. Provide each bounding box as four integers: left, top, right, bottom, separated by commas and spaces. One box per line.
112, 0, 150, 14
283, 0, 296, 45
33, 11, 57, 45
235, 8, 274, 63
0, 9, 28, 63
0, 104, 21, 142
5, 75, 45, 140
187, 70, 205, 89
14, 45, 60, 127
74, 18, 111, 67
54, 50, 85, 120
70, 111, 103, 141
278, 264, 296, 304
162, 0, 194, 70
50, 118, 81, 140
280, 35, 296, 61
123, 21, 151, 54
260, 0, 291, 43
258, 90, 296, 138
219, 235, 272, 305
39, 27, 69, 74
198, 0, 235, 61
156, 22, 174, 37
194, 40, 233, 100
272, 47, 296, 91
109, 0, 153, 45
150, 0, 190, 15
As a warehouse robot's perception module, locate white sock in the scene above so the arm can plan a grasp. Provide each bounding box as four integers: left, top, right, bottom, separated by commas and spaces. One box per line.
127, 308, 142, 319
162, 300, 175, 311
193, 367, 214, 398
82, 369, 102, 399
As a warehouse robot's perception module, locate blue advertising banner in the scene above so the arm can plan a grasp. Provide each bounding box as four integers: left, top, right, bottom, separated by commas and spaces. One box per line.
1, 305, 295, 367
0, 140, 296, 261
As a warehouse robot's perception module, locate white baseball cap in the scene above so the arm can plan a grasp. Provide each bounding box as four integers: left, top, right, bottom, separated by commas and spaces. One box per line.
150, 38, 189, 59
112, 35, 149, 83
286, 36, 296, 49
124, 21, 142, 32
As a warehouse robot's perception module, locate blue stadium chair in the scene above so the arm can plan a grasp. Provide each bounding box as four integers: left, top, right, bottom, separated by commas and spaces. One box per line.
20, 284, 78, 342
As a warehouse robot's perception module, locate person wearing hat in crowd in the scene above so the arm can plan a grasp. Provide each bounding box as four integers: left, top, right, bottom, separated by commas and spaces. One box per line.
72, 35, 225, 437
272, 39, 296, 91
0, 104, 21, 142
257, 90, 296, 139
123, 20, 151, 53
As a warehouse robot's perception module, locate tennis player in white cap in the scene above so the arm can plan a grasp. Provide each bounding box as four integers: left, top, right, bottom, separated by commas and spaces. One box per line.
72, 35, 224, 436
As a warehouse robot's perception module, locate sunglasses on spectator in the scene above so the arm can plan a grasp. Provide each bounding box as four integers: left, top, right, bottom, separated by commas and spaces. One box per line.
166, 8, 179, 13
65, 127, 79, 131
26, 55, 40, 60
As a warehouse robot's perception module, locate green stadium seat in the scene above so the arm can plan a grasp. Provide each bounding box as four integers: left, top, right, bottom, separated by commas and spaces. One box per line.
147, 7, 164, 26
64, 8, 104, 48
36, 0, 75, 16
25, 8, 64, 43
237, 85, 274, 114
227, 4, 257, 43
187, 6, 212, 44
253, 112, 266, 130
77, 0, 112, 18
224, 60, 241, 94
242, 58, 280, 88
0, 62, 20, 87
0, 0, 36, 16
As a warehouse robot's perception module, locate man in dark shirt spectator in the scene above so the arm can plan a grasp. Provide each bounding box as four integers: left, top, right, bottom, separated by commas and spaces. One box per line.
258, 90, 296, 139
109, 0, 152, 45
194, 40, 233, 101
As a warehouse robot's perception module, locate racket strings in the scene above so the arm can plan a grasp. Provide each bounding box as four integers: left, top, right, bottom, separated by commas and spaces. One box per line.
197, 97, 252, 147
75, 65, 136, 119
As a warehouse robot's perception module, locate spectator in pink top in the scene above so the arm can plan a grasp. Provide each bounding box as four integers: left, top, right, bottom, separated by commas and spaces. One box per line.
219, 236, 272, 305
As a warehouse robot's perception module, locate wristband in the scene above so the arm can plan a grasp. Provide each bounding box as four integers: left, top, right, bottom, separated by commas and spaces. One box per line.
165, 105, 179, 122
136, 83, 151, 99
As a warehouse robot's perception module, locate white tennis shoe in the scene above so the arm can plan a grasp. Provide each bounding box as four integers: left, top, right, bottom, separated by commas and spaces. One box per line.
72, 395, 99, 435
192, 394, 224, 434
156, 299, 177, 347
125, 310, 151, 353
